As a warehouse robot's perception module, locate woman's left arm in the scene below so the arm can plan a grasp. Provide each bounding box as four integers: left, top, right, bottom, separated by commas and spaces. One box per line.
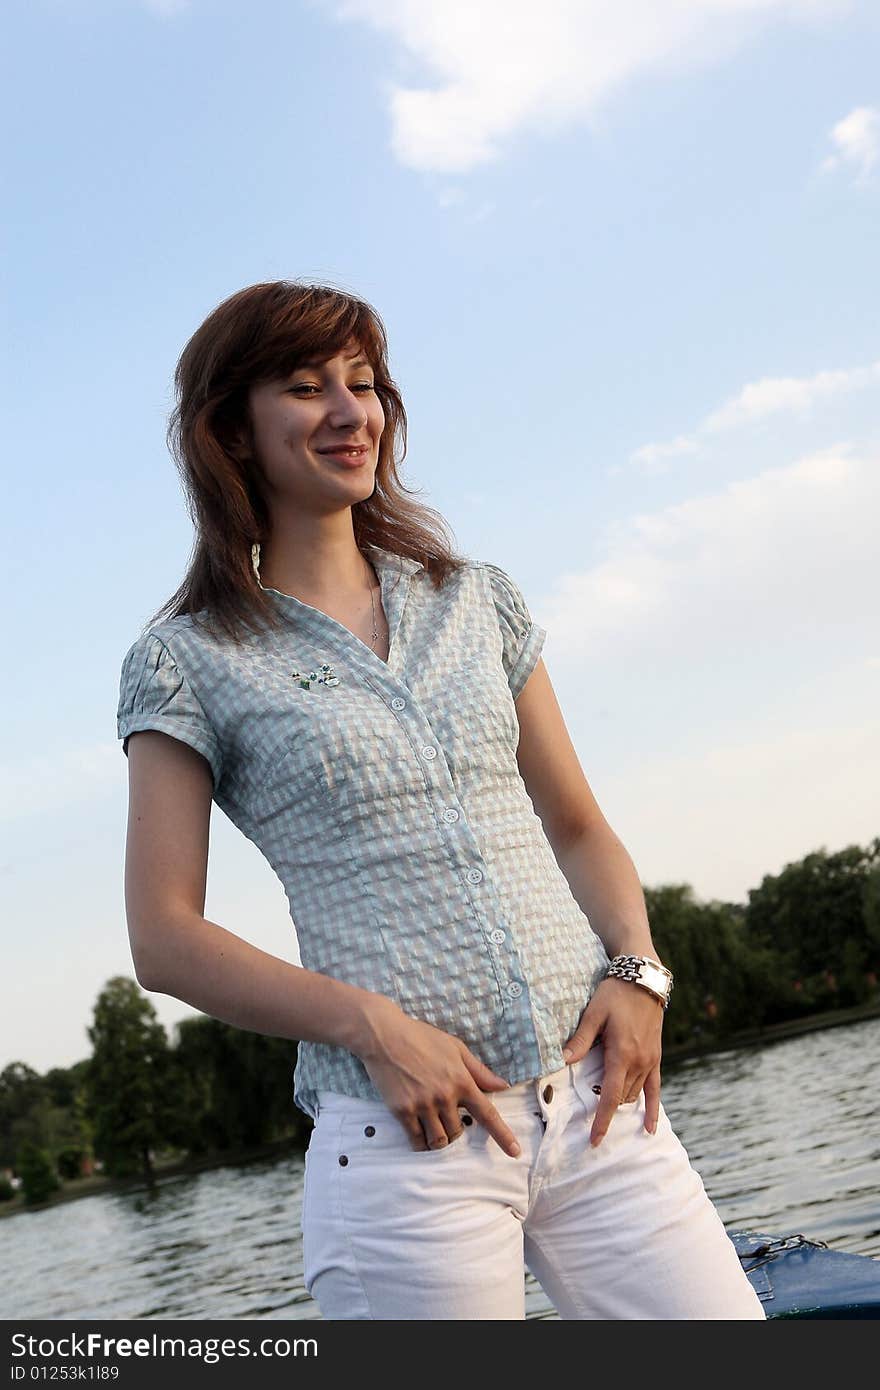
513, 657, 666, 1144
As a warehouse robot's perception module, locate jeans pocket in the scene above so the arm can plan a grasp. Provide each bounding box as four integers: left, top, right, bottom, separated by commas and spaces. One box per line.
410, 1128, 471, 1159
569, 1048, 646, 1114
343, 1108, 473, 1162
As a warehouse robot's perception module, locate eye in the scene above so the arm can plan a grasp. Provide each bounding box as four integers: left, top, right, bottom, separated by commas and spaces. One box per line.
287, 382, 375, 395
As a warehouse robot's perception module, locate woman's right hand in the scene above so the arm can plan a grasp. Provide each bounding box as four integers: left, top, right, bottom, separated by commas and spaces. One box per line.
355, 996, 522, 1157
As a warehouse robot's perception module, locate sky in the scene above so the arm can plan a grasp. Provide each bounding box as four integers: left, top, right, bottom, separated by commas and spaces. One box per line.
3, 0, 878, 1074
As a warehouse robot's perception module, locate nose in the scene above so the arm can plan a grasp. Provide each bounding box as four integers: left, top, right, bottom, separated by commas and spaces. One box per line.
326, 384, 369, 430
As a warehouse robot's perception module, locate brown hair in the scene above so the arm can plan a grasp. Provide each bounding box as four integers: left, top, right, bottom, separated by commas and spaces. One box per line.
144, 280, 467, 643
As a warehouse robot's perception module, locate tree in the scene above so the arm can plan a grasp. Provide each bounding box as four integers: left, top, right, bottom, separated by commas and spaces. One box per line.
0, 1062, 49, 1170
84, 977, 176, 1187
17, 1142, 60, 1206
646, 884, 778, 1045
171, 1016, 304, 1154
745, 839, 880, 1004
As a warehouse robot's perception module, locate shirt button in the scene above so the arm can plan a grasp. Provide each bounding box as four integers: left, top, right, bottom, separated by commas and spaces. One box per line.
421, 745, 438, 760
488, 928, 506, 944
506, 981, 523, 998
390, 697, 406, 711
441, 808, 460, 824
465, 868, 483, 884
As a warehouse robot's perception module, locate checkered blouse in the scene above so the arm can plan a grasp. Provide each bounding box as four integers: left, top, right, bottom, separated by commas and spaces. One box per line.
116, 545, 610, 1120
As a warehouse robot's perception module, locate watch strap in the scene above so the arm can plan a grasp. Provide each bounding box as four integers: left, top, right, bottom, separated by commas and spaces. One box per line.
605, 953, 674, 1009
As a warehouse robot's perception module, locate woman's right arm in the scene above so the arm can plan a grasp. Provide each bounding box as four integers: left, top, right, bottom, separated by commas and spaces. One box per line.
124, 727, 389, 1049
124, 730, 520, 1155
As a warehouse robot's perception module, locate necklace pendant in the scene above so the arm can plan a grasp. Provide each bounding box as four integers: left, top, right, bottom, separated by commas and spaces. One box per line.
290, 661, 340, 690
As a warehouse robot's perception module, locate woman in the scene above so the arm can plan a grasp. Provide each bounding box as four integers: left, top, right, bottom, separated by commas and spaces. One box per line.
117, 280, 765, 1320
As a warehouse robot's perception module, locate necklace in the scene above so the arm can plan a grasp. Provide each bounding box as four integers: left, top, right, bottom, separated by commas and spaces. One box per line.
252, 541, 383, 669
368, 566, 380, 649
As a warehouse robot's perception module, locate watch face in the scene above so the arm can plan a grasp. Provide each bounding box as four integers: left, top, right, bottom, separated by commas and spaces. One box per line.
641, 961, 667, 995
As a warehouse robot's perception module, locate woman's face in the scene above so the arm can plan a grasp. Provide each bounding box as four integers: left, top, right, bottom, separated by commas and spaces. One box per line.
246, 339, 385, 515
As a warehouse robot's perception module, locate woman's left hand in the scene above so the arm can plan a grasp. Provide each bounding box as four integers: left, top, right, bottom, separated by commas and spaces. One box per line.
561, 976, 664, 1145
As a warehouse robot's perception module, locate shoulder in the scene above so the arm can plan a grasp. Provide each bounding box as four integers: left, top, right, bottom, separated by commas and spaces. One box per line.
464, 559, 546, 699
116, 616, 226, 790
467, 559, 532, 625
119, 612, 232, 672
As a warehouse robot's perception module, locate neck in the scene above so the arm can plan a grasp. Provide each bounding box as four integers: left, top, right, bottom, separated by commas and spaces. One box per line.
257, 516, 378, 602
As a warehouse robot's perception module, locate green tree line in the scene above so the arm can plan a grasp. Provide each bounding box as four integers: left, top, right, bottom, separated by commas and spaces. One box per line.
648, 837, 880, 1044
2, 836, 878, 1207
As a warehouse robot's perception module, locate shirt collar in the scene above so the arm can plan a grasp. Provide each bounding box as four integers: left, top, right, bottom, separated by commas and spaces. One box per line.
365, 544, 424, 578
252, 541, 423, 593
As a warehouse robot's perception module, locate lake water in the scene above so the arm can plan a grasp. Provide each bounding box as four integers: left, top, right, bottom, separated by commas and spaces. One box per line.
3, 1017, 878, 1320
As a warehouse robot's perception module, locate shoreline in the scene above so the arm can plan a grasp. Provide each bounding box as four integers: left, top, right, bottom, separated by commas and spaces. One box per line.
3, 998, 879, 1221
0, 1134, 302, 1221
660, 995, 880, 1065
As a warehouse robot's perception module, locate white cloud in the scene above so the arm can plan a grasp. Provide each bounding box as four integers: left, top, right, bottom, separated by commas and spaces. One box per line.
545, 442, 877, 658
628, 434, 701, 474
318, 0, 850, 173
821, 104, 880, 184
704, 361, 880, 430
628, 359, 880, 470
539, 441, 880, 898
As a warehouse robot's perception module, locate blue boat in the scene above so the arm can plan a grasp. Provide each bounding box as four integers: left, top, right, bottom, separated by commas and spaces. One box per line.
731, 1231, 880, 1319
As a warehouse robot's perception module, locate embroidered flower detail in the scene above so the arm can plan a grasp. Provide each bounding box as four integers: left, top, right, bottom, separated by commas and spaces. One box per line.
290, 661, 340, 689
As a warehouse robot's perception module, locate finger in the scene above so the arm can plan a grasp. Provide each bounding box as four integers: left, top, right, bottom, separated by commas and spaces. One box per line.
589, 1067, 627, 1147
562, 1011, 605, 1063
399, 1112, 433, 1152
432, 1102, 466, 1149
466, 1095, 521, 1158
463, 1052, 512, 1091
622, 1072, 644, 1104
643, 1067, 661, 1135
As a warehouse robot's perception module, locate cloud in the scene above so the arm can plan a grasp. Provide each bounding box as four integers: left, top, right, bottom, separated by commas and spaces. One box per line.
628, 434, 701, 474
821, 104, 880, 184
545, 442, 878, 658
628, 358, 880, 471
539, 442, 879, 898
318, 0, 850, 174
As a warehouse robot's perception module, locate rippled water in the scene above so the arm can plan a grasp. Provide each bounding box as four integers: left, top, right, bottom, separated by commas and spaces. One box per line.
2, 1018, 878, 1320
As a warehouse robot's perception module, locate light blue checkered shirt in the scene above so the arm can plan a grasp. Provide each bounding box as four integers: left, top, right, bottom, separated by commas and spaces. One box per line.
116, 546, 610, 1120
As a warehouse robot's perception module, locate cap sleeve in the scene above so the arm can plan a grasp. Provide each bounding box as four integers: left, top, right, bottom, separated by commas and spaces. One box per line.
116, 632, 223, 791
482, 562, 547, 700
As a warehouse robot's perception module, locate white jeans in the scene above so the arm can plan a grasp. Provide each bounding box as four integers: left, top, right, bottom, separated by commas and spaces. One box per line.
301, 1042, 766, 1320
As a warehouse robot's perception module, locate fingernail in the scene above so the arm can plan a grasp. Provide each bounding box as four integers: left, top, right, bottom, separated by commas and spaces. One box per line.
510, 1142, 521, 1157
562, 1047, 573, 1061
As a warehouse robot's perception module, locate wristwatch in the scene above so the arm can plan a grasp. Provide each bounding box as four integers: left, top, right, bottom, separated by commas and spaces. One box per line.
605, 954, 674, 1009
